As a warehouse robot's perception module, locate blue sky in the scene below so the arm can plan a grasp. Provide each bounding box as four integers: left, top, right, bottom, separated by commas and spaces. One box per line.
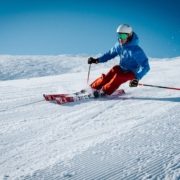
0, 0, 179, 58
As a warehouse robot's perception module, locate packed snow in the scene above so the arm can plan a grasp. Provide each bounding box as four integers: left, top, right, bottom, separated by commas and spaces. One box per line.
0, 55, 180, 180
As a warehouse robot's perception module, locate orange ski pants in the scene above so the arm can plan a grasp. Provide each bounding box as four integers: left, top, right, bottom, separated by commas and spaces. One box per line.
90, 65, 135, 95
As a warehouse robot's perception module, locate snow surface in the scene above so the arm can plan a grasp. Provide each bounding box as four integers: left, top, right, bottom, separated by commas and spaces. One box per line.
0, 55, 180, 180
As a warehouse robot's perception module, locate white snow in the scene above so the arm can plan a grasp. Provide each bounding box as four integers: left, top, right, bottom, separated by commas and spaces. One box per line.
0, 55, 180, 180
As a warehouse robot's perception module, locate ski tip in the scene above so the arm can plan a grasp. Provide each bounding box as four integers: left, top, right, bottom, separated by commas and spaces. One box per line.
111, 89, 125, 97
117, 89, 125, 94
43, 94, 51, 101
43, 94, 48, 101
122, 89, 125, 94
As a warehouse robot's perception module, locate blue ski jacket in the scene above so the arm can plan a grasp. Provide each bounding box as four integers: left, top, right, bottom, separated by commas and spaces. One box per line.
98, 33, 150, 80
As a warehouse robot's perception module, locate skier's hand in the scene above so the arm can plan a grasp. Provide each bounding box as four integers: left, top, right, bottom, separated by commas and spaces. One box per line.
88, 57, 98, 64
129, 79, 139, 87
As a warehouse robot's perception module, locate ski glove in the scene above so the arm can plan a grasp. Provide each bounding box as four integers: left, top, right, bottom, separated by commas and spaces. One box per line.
88, 57, 99, 64
129, 79, 139, 87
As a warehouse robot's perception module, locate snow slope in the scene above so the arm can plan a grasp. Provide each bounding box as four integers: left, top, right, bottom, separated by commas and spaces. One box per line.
0, 55, 180, 180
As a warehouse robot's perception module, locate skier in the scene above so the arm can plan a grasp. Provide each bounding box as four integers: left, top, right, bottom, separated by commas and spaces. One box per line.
88, 24, 150, 97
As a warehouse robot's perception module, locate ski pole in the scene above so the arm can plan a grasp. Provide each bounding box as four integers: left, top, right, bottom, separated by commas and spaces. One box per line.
87, 64, 91, 84
138, 83, 180, 91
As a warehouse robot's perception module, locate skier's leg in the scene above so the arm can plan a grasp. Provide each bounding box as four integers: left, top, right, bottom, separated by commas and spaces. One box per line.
102, 71, 135, 95
90, 65, 120, 90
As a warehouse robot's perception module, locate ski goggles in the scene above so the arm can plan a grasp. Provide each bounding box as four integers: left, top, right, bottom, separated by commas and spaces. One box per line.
117, 33, 129, 40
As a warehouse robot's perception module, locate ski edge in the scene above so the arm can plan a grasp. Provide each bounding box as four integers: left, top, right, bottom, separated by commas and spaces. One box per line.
43, 89, 126, 105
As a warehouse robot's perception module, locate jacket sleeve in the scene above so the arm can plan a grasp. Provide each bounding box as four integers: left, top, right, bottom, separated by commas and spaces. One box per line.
134, 50, 150, 80
98, 43, 119, 63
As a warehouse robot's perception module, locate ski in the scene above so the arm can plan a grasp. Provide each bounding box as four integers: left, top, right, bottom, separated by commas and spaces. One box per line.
55, 93, 92, 105
43, 89, 125, 105
43, 89, 86, 101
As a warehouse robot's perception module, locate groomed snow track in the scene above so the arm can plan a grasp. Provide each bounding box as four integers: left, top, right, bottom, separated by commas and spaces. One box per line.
0, 56, 180, 180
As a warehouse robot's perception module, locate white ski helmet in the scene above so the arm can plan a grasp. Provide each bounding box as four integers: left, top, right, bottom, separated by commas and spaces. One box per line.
116, 24, 133, 35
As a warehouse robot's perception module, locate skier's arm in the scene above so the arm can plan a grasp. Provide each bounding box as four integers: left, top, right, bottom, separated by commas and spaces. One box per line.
135, 57, 150, 80
98, 44, 119, 63
134, 49, 150, 80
